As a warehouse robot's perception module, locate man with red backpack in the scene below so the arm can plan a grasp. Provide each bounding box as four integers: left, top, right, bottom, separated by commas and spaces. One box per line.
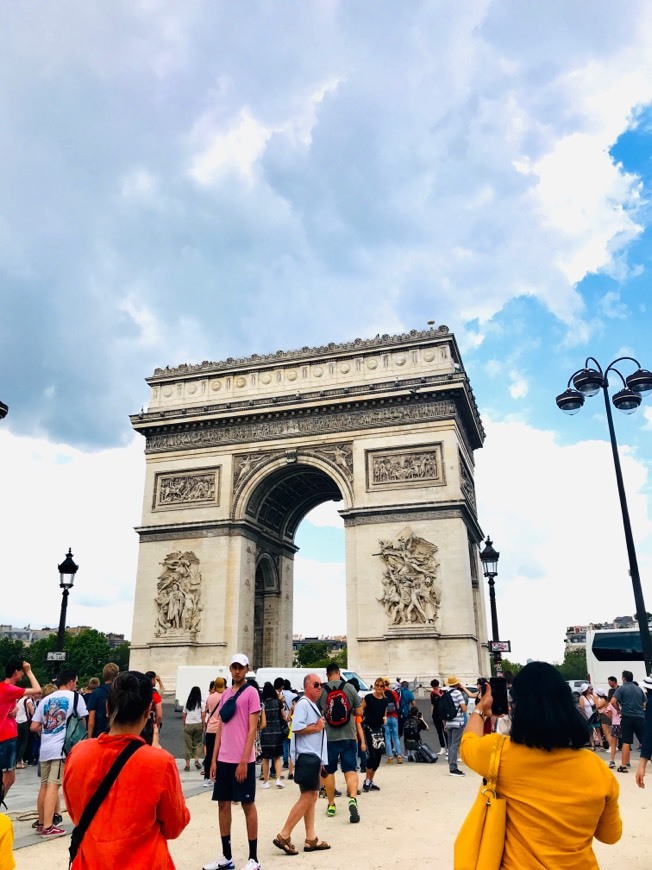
317, 663, 363, 824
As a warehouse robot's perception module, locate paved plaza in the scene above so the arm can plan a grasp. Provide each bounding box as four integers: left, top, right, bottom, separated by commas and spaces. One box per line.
6, 748, 651, 868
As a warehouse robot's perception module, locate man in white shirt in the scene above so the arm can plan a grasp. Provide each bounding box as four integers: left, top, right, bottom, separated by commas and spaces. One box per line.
31, 669, 87, 837
273, 673, 329, 856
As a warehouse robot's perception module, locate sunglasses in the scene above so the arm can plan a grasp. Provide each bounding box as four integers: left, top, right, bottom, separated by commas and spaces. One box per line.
312, 682, 322, 689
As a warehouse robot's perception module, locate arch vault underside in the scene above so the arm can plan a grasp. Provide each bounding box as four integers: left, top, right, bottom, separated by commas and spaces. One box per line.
129, 327, 491, 686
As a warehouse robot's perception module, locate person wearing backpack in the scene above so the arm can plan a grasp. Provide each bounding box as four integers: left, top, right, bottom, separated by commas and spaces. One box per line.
442, 676, 467, 777
317, 662, 363, 824
86, 662, 119, 738
30, 668, 88, 837
382, 678, 402, 763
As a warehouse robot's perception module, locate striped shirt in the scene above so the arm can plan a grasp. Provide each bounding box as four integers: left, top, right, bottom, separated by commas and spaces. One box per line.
445, 688, 465, 727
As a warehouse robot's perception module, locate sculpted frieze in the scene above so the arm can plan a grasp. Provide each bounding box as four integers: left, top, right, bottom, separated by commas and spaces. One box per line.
145, 400, 457, 454
366, 444, 444, 491
376, 527, 441, 628
459, 453, 477, 511
154, 550, 203, 637
154, 469, 219, 510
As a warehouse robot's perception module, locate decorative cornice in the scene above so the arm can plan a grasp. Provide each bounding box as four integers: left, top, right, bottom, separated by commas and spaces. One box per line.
340, 501, 483, 541
148, 326, 452, 381
140, 395, 477, 454
135, 518, 299, 555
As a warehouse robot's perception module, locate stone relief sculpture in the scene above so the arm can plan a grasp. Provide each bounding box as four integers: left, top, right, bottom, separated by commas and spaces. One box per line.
376, 527, 441, 627
372, 450, 437, 484
311, 443, 353, 479
156, 471, 217, 507
459, 455, 477, 511
154, 550, 203, 636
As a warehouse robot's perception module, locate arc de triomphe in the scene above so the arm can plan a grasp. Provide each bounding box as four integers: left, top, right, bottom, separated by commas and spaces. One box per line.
129, 327, 490, 684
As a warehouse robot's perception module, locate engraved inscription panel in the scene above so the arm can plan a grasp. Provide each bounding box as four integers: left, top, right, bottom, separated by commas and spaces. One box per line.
366, 444, 444, 491
153, 468, 220, 511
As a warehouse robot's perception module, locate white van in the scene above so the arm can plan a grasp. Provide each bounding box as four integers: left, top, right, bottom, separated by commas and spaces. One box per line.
174, 666, 230, 712
254, 667, 371, 695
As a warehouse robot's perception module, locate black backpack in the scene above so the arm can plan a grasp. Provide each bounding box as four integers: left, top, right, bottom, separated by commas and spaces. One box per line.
403, 716, 421, 741
324, 680, 353, 728
438, 689, 458, 722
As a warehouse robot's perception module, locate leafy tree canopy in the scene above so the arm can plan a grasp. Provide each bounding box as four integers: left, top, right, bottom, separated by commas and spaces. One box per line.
295, 642, 330, 668
554, 646, 587, 681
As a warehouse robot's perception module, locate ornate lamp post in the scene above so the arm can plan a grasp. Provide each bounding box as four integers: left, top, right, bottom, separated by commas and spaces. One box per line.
556, 356, 652, 676
479, 536, 502, 675
0, 400, 7, 420
55, 548, 79, 665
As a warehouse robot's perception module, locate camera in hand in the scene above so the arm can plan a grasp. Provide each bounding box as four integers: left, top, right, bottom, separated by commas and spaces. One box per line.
489, 677, 509, 716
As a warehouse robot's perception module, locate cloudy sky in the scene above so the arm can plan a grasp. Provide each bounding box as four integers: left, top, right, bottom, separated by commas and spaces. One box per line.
2, 1, 652, 668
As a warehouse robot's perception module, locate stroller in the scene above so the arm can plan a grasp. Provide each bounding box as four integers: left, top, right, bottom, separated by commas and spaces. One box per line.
403, 713, 438, 763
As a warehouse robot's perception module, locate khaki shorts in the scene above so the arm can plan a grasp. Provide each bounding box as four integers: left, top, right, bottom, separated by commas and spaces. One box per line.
40, 758, 64, 786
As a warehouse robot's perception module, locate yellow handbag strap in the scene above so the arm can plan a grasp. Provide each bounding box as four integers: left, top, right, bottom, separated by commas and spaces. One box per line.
483, 734, 507, 797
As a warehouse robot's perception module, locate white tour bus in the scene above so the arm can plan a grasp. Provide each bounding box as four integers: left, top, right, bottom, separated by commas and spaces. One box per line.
585, 628, 647, 689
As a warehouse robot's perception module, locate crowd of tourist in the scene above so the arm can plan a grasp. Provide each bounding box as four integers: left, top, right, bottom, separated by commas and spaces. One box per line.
0, 654, 650, 869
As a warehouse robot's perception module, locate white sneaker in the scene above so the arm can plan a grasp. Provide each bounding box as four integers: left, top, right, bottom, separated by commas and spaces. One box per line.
240, 861, 261, 870
438, 748, 446, 755
275, 779, 284, 788
202, 857, 234, 870
260, 781, 270, 789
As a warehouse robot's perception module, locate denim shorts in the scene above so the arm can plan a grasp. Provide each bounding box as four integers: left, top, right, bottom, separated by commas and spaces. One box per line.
0, 739, 17, 772
325, 738, 358, 775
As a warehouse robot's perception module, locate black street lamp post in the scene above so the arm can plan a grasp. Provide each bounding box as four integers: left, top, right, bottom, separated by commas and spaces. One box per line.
0, 400, 7, 420
479, 536, 502, 675
556, 356, 652, 676
55, 548, 79, 669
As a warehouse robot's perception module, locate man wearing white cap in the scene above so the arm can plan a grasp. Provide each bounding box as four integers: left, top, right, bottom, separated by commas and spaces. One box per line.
203, 654, 262, 870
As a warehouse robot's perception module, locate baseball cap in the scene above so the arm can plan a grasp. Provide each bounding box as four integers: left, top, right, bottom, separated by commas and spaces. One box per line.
595, 689, 606, 697
230, 653, 249, 667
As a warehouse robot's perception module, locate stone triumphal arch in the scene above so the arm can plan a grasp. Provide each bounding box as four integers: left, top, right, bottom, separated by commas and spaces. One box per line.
129, 327, 490, 683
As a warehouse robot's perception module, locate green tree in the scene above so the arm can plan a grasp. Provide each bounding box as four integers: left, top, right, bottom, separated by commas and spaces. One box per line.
26, 633, 58, 685
113, 642, 131, 672
67, 630, 115, 684
0, 637, 27, 668
295, 642, 329, 668
498, 658, 524, 677
331, 647, 348, 669
554, 646, 587, 681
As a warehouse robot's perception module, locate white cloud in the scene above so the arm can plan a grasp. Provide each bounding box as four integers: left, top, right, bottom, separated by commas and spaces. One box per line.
475, 418, 652, 664
508, 370, 529, 399
304, 502, 344, 529
189, 108, 272, 186
294, 556, 346, 637
0, 430, 144, 637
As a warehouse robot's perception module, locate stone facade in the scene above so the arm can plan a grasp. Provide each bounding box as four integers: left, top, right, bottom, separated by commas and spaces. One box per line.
129, 327, 490, 686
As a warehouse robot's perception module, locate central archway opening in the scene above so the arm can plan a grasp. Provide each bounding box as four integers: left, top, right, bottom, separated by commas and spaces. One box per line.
245, 461, 348, 667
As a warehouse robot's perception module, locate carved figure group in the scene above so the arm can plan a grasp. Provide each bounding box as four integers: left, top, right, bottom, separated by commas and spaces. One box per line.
376, 528, 441, 627
154, 550, 203, 636
158, 473, 215, 505
372, 451, 438, 484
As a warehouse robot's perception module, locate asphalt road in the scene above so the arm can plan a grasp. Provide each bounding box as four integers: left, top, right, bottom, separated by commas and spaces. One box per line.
159, 697, 444, 760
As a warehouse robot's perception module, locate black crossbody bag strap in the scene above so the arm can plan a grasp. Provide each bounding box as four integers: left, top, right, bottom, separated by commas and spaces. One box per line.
68, 740, 144, 867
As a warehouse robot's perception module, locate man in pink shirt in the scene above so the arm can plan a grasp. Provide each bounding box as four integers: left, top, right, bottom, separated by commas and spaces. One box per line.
0, 659, 41, 802
203, 653, 261, 870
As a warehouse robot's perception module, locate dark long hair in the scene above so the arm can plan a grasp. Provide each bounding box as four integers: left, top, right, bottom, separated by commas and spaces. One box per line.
108, 671, 153, 726
186, 686, 202, 711
510, 661, 589, 751
262, 681, 278, 702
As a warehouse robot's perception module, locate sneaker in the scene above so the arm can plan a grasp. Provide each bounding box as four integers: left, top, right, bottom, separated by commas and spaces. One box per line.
31, 820, 43, 829
362, 781, 370, 792
40, 825, 66, 837
396, 755, 403, 764
53, 814, 63, 825
449, 769, 466, 777
288, 773, 294, 781
327, 804, 336, 817
608, 761, 616, 769
369, 782, 380, 791
385, 757, 394, 764
617, 766, 628, 773
438, 748, 446, 756
407, 754, 414, 762
260, 781, 270, 789
348, 798, 360, 823
32, 822, 44, 832
240, 861, 261, 870
275, 779, 284, 788
203, 778, 214, 787
334, 788, 342, 797
202, 857, 235, 870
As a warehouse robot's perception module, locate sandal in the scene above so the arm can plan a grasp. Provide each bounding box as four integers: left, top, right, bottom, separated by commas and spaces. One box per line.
273, 834, 298, 856
194, 760, 202, 770
304, 838, 330, 852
